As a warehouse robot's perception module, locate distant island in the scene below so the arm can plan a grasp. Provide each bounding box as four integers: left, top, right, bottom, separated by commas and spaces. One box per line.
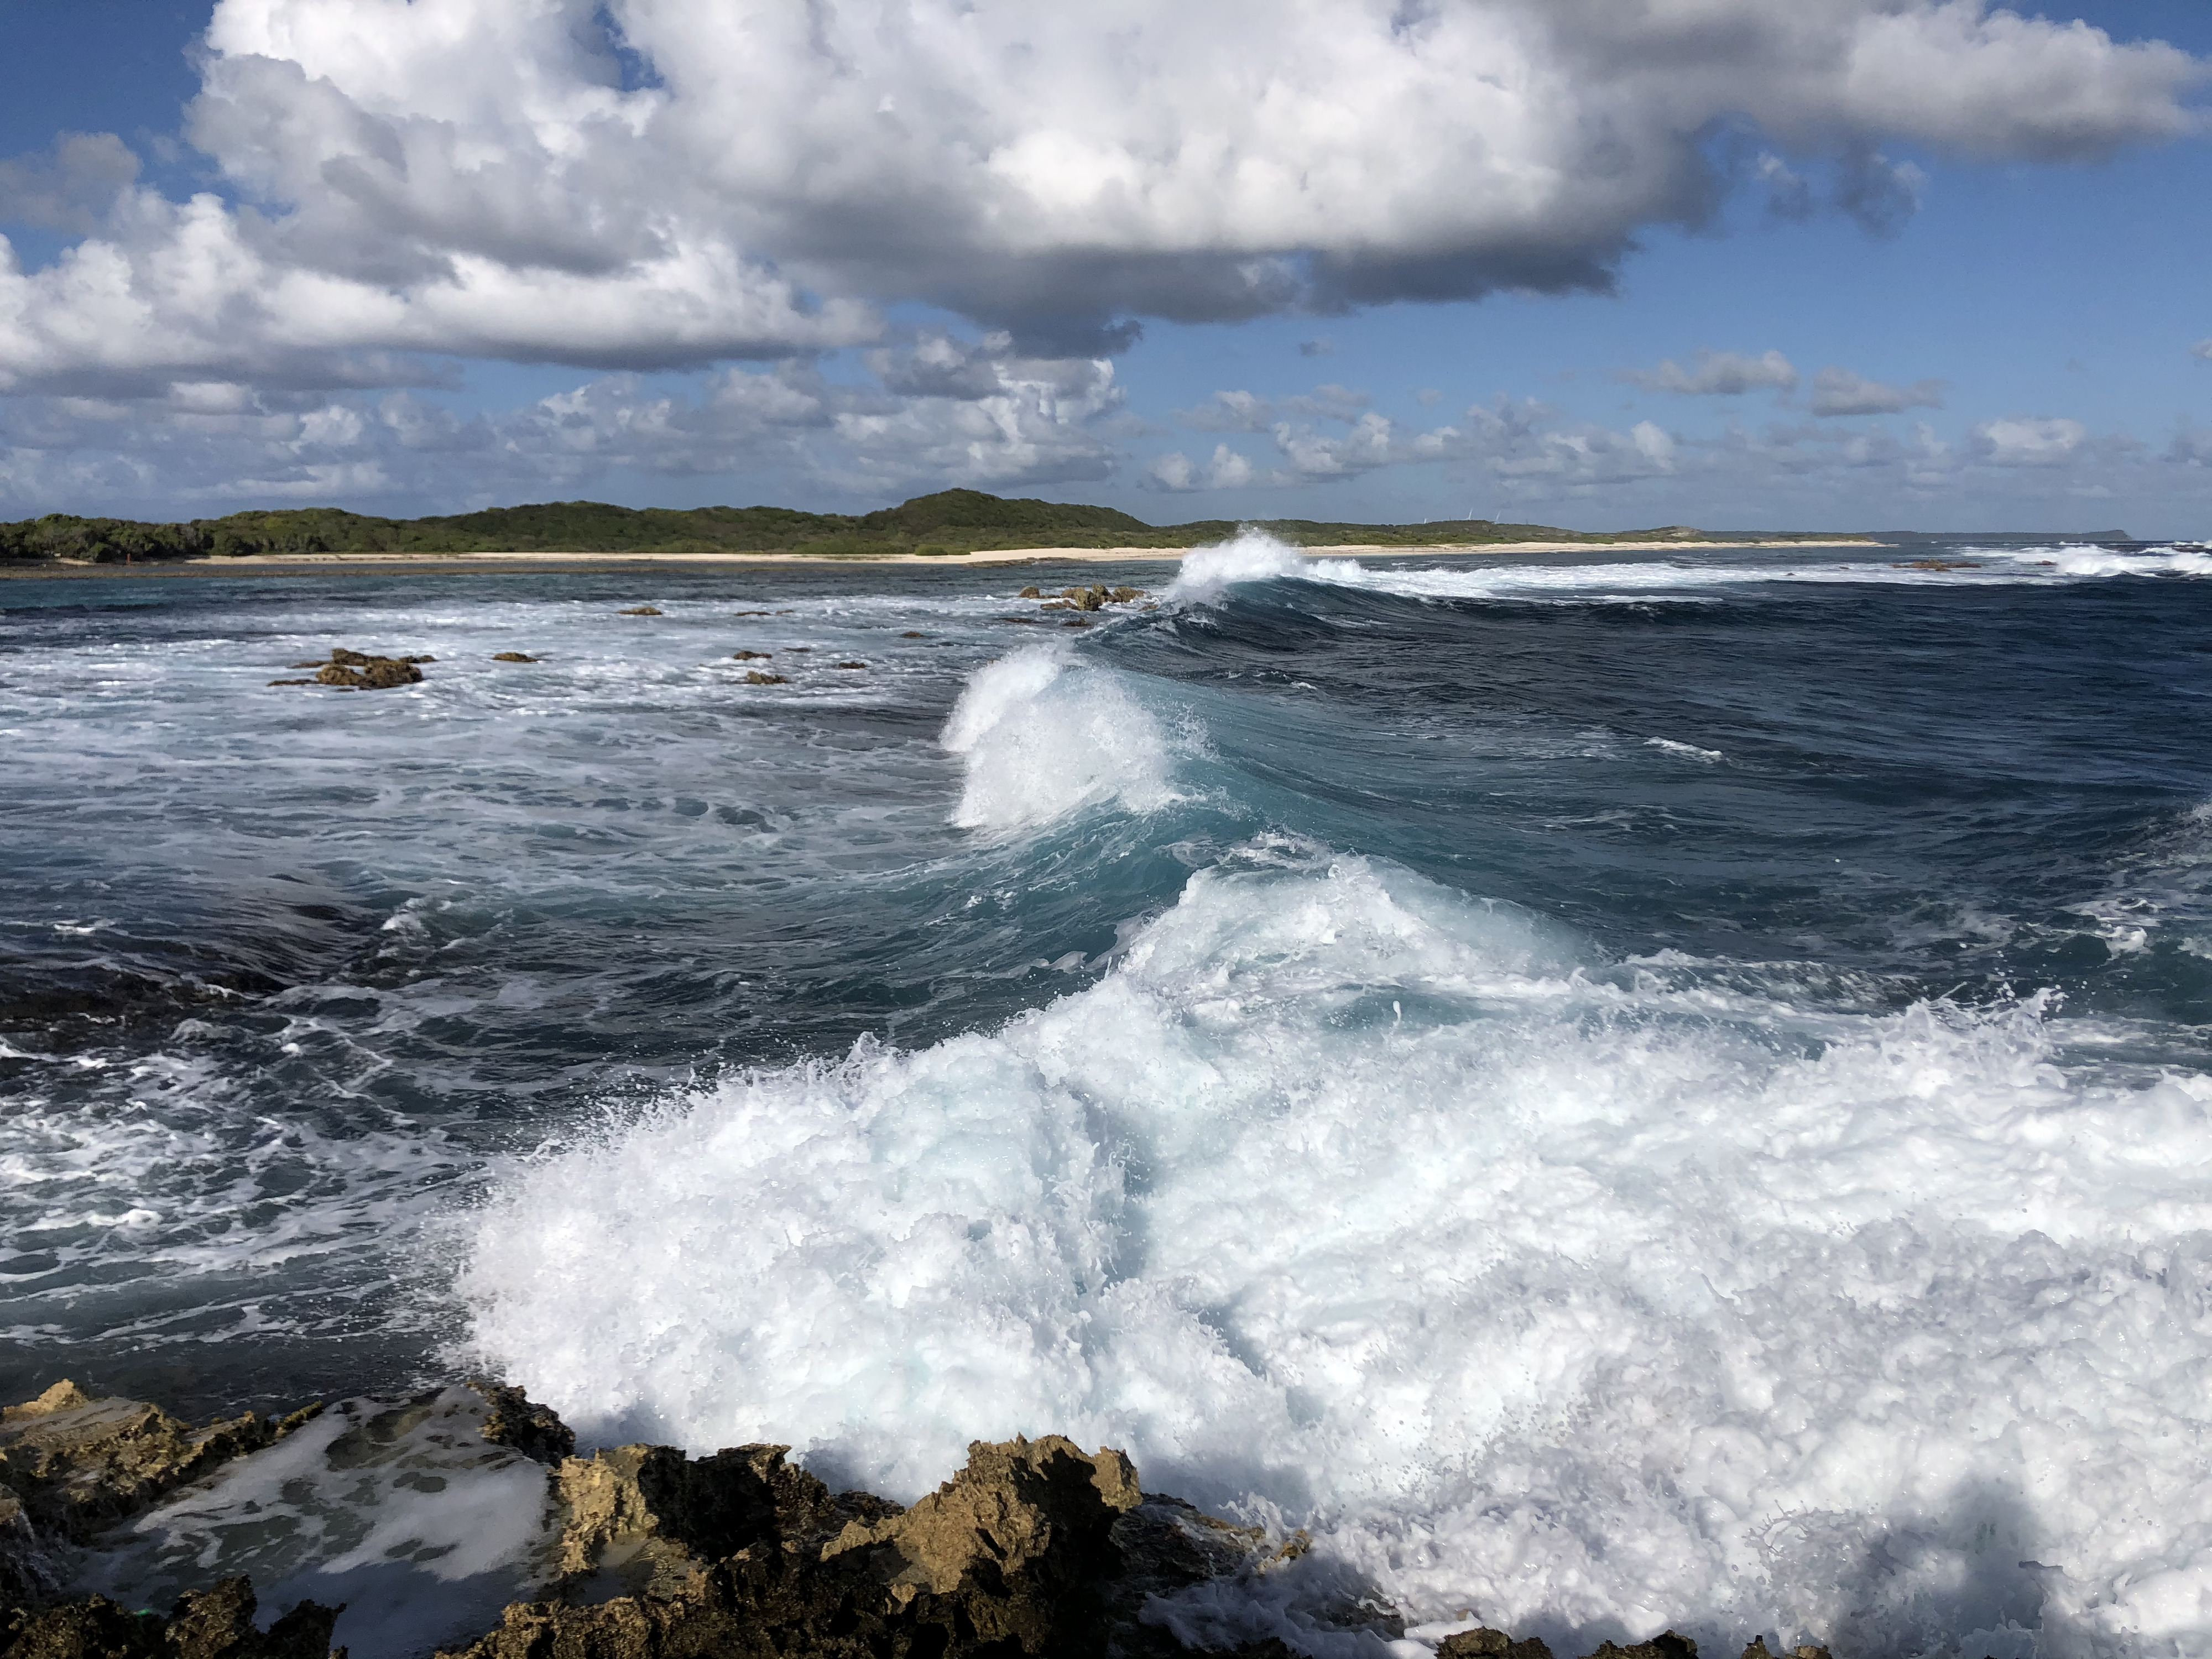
0, 489, 1868, 565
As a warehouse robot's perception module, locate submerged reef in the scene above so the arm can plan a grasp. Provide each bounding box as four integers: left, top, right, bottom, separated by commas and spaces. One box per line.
0, 1383, 1834, 1659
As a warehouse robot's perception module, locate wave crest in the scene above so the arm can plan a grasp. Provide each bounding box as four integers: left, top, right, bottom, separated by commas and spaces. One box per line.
458, 848, 2212, 1655
1165, 528, 1311, 602
938, 646, 1181, 832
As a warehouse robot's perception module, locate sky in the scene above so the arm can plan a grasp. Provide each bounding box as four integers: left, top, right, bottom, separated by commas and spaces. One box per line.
0, 0, 2206, 535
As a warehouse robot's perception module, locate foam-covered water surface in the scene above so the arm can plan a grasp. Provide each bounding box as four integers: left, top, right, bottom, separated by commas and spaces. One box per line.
76, 1386, 560, 1657
7, 540, 2212, 1656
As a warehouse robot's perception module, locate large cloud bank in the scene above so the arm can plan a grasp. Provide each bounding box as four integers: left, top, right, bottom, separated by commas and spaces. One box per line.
0, 0, 2203, 395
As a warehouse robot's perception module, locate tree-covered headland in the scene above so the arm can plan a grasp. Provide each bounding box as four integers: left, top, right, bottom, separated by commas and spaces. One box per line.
0, 488, 1780, 563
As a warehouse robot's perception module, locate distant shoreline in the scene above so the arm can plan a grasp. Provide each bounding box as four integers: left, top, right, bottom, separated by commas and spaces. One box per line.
0, 536, 1882, 580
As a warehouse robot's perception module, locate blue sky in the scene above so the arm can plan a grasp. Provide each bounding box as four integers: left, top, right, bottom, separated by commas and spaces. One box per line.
0, 0, 2206, 534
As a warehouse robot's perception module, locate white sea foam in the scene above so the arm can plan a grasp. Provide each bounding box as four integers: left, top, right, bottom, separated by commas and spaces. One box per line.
1155, 540, 2212, 608
1166, 528, 1311, 601
81, 1387, 558, 1658
938, 646, 1182, 831
461, 841, 2212, 1657
1645, 737, 1724, 764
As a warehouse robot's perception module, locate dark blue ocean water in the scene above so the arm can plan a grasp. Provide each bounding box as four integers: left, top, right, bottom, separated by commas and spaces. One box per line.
4, 538, 2210, 1655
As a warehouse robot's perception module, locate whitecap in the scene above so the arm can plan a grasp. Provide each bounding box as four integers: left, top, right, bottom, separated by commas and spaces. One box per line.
461, 847, 2212, 1656
938, 645, 1184, 832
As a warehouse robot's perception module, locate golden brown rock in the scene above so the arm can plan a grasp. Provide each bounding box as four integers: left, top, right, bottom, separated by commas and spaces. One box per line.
1438, 1629, 1555, 1659
0, 1383, 320, 1545
1578, 1634, 1698, 1659
472, 1383, 574, 1466
820, 1435, 1138, 1647
282, 647, 426, 689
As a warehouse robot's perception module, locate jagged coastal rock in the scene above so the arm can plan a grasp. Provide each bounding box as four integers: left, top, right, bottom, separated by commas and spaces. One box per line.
6, 1578, 340, 1659
0, 1383, 1839, 1659
1018, 584, 1145, 611
268, 648, 431, 690
0, 1382, 322, 1625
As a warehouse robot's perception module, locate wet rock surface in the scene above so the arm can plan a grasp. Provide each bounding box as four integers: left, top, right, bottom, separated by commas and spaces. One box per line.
0, 1384, 321, 1632
1, 1386, 1844, 1659
5, 1577, 340, 1659
0, 1384, 320, 1549
270, 648, 430, 690
1020, 583, 1145, 614
474, 1384, 575, 1467
492, 652, 539, 664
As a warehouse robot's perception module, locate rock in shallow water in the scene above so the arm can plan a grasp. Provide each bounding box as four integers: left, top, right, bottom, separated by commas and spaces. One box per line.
0, 1382, 321, 1630
474, 1383, 575, 1467
5, 1578, 338, 1659
272, 648, 428, 690
0, 1383, 320, 1549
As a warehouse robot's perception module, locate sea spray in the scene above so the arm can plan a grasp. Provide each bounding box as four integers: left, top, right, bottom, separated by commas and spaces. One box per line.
1165, 528, 1316, 602
939, 645, 1184, 831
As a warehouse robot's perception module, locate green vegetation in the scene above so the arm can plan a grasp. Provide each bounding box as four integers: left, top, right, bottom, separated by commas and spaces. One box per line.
0, 488, 1828, 564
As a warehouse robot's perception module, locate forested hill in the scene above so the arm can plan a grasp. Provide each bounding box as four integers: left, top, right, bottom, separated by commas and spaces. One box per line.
0, 487, 1748, 563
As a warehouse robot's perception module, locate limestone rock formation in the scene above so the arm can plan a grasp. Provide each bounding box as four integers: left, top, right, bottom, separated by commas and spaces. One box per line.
0, 1384, 321, 1630
473, 1383, 575, 1466
445, 1434, 1253, 1659
1036, 585, 1144, 613
4, 1578, 338, 1659
0, 1383, 1845, 1659
274, 647, 429, 689
743, 671, 787, 685
1438, 1629, 1557, 1659
0, 1384, 320, 1547
820, 1435, 1136, 1640
493, 652, 539, 664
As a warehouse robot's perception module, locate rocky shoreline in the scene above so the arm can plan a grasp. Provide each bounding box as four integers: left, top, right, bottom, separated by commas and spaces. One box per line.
0, 1383, 1833, 1659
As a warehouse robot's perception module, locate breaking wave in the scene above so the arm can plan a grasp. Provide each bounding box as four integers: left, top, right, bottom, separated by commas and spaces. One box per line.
462, 590, 2212, 1656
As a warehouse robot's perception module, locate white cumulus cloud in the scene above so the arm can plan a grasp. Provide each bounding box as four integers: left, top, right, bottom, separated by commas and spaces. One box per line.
1972, 416, 2091, 466
0, 0, 2200, 393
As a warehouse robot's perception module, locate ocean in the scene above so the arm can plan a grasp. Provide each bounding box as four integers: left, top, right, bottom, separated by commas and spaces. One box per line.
4, 534, 2211, 1657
